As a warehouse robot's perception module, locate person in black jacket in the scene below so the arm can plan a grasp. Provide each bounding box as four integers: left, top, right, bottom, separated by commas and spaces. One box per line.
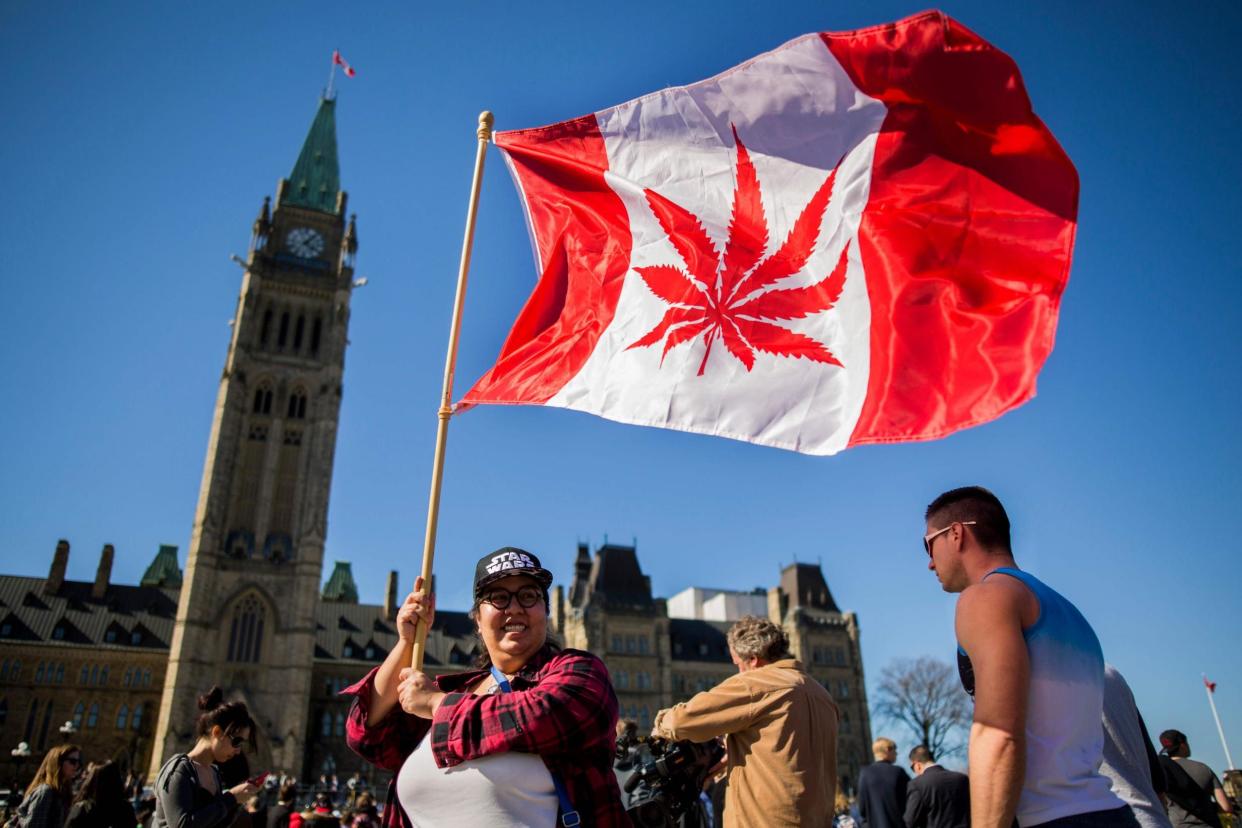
266, 783, 297, 828
904, 745, 969, 828
858, 738, 910, 828
65, 761, 138, 828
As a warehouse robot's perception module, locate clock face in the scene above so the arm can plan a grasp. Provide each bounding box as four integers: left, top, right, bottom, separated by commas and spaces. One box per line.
286, 227, 325, 259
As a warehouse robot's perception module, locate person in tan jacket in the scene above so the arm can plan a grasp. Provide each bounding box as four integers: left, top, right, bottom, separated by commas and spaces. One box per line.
651, 615, 839, 827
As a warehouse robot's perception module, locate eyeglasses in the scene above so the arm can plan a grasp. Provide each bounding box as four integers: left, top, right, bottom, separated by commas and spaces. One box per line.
479, 585, 543, 610
63, 756, 81, 766
923, 521, 976, 557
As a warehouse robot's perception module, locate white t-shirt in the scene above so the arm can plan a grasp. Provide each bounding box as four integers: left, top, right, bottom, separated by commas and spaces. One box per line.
396, 734, 557, 828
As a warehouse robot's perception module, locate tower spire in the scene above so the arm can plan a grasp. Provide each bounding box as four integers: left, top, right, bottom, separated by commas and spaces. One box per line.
282, 98, 341, 214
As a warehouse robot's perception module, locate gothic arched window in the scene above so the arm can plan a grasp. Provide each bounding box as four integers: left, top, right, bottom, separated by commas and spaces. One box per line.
277, 312, 290, 349
287, 390, 307, 420
86, 703, 99, 729
116, 705, 129, 730
253, 384, 273, 415
227, 595, 266, 663
310, 317, 322, 356
131, 703, 144, 731
293, 315, 305, 351
259, 309, 273, 348
37, 702, 54, 749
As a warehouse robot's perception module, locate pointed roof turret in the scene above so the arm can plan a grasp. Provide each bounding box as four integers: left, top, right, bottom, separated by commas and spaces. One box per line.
322, 561, 359, 603
253, 196, 271, 237
282, 97, 341, 214
140, 545, 183, 588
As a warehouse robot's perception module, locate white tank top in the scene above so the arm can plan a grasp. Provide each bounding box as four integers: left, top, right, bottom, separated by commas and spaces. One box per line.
396, 734, 557, 828
961, 569, 1124, 827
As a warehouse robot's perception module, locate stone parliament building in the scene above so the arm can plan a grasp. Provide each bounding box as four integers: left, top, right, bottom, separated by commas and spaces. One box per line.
0, 96, 873, 792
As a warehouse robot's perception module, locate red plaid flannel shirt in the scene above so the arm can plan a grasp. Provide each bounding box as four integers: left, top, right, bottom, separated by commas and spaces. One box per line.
342, 645, 630, 827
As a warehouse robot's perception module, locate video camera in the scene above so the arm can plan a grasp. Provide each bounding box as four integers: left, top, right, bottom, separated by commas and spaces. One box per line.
620, 737, 724, 828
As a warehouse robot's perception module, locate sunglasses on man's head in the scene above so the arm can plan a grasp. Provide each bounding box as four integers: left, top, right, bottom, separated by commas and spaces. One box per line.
479, 585, 543, 610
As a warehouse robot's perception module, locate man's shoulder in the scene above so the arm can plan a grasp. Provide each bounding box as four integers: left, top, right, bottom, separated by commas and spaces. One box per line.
862, 761, 905, 782
1175, 758, 1217, 785
913, 767, 967, 790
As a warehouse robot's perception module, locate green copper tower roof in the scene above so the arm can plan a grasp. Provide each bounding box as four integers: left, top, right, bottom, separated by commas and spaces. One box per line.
140, 544, 183, 588
322, 560, 359, 603
283, 97, 341, 214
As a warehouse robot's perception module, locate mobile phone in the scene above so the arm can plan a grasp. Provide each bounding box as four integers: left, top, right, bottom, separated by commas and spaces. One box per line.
248, 772, 269, 786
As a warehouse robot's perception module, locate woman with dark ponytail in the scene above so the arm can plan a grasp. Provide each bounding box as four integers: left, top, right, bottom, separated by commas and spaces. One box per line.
152, 687, 260, 828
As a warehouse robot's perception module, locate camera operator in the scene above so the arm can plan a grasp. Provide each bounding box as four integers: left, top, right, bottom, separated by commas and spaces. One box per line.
651, 615, 839, 827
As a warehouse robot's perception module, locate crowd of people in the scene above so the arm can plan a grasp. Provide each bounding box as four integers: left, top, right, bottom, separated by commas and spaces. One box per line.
6, 487, 1236, 828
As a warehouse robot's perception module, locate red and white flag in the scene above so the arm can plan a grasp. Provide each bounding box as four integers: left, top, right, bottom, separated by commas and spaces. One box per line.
333, 50, 356, 78
462, 11, 1078, 455
1205, 676, 1217, 693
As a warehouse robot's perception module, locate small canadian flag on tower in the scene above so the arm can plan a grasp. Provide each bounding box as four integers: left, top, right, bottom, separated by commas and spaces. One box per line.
333, 50, 356, 78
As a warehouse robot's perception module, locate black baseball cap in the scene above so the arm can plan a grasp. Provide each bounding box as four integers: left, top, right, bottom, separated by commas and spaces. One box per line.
1159, 729, 1187, 752
473, 547, 554, 597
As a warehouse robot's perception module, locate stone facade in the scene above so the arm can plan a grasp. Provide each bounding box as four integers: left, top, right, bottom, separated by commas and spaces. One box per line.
556, 543, 873, 792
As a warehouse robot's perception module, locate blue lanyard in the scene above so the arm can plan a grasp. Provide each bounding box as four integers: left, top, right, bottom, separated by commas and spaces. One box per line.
489, 666, 581, 827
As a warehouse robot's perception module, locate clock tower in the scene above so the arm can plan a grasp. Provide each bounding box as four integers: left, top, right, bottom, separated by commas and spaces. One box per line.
151, 96, 359, 774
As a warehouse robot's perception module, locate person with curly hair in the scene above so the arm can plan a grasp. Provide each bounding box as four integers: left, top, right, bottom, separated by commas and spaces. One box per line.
652, 614, 839, 827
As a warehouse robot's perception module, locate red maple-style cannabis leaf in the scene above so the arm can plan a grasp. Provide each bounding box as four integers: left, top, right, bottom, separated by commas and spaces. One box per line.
627, 125, 847, 375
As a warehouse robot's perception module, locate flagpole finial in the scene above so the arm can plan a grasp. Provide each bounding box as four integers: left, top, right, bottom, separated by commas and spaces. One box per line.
478, 111, 494, 141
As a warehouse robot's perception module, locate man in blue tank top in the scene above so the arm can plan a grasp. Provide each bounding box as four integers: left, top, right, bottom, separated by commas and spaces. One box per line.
922, 486, 1138, 828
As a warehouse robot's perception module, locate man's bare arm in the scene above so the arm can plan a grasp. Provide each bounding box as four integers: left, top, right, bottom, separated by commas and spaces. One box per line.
957, 578, 1031, 828
1212, 785, 1233, 814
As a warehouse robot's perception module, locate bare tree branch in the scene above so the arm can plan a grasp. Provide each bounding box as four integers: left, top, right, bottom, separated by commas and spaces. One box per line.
872, 656, 971, 759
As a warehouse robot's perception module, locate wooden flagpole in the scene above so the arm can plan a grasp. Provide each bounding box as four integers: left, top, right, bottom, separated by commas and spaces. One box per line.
410, 110, 494, 670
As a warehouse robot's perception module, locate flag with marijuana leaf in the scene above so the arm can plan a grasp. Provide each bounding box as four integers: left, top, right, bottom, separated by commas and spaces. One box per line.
462, 11, 1078, 455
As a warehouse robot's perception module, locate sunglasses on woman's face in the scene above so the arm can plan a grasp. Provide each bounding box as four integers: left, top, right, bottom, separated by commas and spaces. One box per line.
64, 756, 82, 766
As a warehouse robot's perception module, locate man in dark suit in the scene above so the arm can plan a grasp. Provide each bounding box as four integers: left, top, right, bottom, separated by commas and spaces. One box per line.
859, 737, 911, 828
904, 745, 970, 828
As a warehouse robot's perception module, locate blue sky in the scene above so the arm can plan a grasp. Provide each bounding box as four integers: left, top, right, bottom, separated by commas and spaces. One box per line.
2, 1, 1239, 773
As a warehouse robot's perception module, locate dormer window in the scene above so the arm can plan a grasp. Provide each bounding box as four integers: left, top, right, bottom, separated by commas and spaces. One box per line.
130, 631, 142, 646
52, 625, 65, 641
105, 629, 117, 643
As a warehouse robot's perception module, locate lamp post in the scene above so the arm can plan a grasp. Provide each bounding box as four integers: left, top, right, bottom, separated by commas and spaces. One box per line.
9, 741, 31, 805
58, 721, 76, 741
